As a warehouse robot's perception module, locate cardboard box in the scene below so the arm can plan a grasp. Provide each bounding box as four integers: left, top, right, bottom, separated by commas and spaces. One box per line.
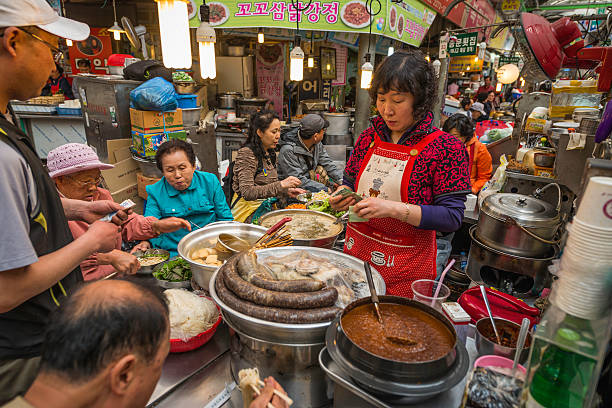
114, 145, 133, 163
131, 129, 187, 158
101, 157, 139, 192
110, 184, 144, 215
129, 108, 183, 133
137, 172, 161, 200
106, 139, 132, 164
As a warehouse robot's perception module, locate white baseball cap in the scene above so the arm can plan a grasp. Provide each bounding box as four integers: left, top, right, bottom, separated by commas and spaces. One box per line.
0, 0, 89, 41
471, 102, 486, 115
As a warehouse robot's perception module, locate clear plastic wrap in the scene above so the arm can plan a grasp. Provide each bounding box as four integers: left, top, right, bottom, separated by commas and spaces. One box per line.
262, 251, 368, 309
164, 289, 219, 341
462, 367, 524, 408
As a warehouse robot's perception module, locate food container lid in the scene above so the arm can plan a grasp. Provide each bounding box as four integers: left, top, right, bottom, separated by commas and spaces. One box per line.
481, 193, 559, 227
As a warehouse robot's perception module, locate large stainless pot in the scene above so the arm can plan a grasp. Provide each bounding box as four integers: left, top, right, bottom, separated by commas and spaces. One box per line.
217, 92, 241, 109
177, 221, 267, 290
468, 226, 557, 296
258, 209, 342, 248
209, 246, 386, 344
332, 296, 457, 382
323, 112, 350, 136
236, 97, 268, 118
476, 193, 560, 257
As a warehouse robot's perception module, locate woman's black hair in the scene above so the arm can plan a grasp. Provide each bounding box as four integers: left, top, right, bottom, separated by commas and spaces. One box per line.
244, 110, 279, 165
460, 98, 472, 110
476, 92, 488, 103
442, 114, 475, 140
155, 139, 196, 171
369, 48, 437, 122
55, 63, 64, 75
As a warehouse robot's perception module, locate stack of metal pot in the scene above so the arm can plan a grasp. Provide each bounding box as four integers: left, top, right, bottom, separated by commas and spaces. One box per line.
467, 189, 561, 297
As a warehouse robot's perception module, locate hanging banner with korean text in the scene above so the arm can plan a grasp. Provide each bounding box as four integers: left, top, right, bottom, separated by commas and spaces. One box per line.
256, 44, 285, 117
188, 0, 436, 47
68, 27, 113, 75
447, 32, 478, 56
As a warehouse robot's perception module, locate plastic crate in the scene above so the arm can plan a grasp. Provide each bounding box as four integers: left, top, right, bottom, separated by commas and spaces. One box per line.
176, 94, 198, 109
57, 107, 82, 116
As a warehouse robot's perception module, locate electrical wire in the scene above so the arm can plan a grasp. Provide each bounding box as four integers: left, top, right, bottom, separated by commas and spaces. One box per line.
364, 0, 382, 54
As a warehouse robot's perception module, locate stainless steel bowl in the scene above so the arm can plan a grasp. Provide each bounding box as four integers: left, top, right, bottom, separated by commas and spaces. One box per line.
209, 246, 386, 344
131, 154, 163, 178
258, 209, 342, 248
177, 221, 268, 290
133, 248, 170, 274
475, 317, 532, 364
151, 256, 191, 288
174, 81, 196, 94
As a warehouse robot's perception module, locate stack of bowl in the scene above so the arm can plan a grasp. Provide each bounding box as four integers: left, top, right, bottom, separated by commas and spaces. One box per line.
551, 177, 612, 319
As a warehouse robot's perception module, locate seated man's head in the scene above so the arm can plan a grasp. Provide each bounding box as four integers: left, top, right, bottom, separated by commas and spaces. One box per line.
442, 113, 475, 144
155, 139, 197, 191
28, 279, 170, 408
299, 114, 329, 146
50, 63, 63, 79
77, 58, 91, 73
48, 143, 114, 201
470, 102, 486, 121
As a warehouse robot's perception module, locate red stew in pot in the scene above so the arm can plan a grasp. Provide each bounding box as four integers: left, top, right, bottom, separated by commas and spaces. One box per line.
341, 303, 455, 362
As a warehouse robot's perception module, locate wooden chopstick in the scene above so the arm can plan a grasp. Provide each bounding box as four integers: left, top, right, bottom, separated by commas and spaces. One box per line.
249, 384, 276, 408
257, 380, 293, 406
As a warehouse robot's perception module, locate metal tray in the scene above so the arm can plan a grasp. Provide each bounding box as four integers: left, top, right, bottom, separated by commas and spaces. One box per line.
209, 246, 385, 345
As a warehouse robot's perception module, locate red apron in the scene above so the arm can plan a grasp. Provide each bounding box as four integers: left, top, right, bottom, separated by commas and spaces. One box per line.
344, 129, 443, 297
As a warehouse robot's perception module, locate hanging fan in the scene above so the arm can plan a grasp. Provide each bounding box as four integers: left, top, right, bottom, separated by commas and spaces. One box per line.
515, 12, 612, 92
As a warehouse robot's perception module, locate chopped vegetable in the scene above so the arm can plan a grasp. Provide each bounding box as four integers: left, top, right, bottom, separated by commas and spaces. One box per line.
154, 258, 192, 282
286, 203, 307, 209
172, 71, 194, 82
308, 198, 346, 218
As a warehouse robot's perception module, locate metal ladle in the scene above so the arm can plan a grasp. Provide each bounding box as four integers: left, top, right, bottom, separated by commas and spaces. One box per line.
480, 285, 502, 345
364, 261, 416, 346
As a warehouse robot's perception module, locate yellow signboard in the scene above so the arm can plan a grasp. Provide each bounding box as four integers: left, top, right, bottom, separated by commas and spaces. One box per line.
448, 56, 484, 73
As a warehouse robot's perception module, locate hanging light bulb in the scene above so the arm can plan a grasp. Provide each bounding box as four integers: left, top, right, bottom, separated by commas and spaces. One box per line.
474, 56, 479, 62
432, 59, 441, 76
258, 28, 264, 44
388, 46, 394, 56
496, 82, 503, 92
520, 77, 525, 88
425, 54, 431, 62
307, 31, 314, 68
108, 0, 124, 41
326, 63, 331, 70
196, 4, 216, 79
307, 56, 314, 68
360, 54, 373, 89
156, 0, 192, 69
66, 39, 73, 47
290, 36, 304, 81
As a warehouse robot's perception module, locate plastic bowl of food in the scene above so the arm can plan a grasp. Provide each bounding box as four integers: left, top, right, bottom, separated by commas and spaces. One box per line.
134, 249, 170, 274
152, 257, 192, 289
169, 298, 222, 353
474, 355, 526, 375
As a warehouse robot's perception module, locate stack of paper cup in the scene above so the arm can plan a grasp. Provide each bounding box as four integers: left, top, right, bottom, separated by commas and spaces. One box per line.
550, 177, 612, 320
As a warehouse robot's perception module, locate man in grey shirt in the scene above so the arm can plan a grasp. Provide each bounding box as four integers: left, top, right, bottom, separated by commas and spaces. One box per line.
0, 0, 131, 402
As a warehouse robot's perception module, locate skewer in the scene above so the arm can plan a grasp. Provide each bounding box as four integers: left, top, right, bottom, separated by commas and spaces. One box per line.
257, 380, 294, 406
249, 383, 276, 408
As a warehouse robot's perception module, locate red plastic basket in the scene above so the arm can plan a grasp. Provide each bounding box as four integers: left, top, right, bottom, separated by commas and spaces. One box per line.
169, 299, 222, 353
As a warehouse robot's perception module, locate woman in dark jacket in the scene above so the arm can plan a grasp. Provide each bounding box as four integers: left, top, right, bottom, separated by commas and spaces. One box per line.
41, 63, 74, 99
329, 49, 470, 297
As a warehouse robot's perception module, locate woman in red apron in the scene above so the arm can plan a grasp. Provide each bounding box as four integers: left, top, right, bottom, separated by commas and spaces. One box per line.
330, 49, 471, 298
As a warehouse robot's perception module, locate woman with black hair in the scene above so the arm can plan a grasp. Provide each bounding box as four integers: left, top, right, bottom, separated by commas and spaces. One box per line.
41, 63, 74, 99
329, 49, 470, 297
231, 110, 305, 222
457, 97, 472, 118
443, 114, 492, 193
144, 139, 233, 256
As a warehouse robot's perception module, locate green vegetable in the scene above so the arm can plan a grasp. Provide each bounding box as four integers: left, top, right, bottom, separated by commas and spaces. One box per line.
172, 71, 193, 82
308, 198, 346, 218
153, 258, 192, 282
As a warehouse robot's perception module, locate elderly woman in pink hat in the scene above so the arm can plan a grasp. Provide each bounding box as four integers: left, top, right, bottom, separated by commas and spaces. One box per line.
47, 143, 190, 280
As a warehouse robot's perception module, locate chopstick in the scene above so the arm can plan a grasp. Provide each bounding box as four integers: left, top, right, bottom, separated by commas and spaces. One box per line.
249, 384, 276, 408
257, 379, 293, 406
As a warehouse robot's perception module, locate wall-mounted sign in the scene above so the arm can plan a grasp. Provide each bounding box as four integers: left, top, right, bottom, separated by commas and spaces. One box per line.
189, 0, 435, 47
499, 55, 521, 65
448, 32, 478, 57
449, 55, 484, 72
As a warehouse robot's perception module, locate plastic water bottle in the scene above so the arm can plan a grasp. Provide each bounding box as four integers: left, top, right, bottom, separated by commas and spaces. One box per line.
459, 252, 468, 271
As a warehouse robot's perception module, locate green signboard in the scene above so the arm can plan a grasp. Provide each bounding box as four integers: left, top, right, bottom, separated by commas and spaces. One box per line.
188, 0, 436, 47
447, 32, 478, 56
499, 55, 521, 65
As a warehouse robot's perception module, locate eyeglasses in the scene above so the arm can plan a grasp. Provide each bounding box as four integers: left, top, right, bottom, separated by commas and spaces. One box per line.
0, 27, 64, 63
69, 175, 103, 188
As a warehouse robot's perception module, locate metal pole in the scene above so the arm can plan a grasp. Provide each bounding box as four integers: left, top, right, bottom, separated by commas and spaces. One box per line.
354, 33, 372, 143
433, 56, 449, 128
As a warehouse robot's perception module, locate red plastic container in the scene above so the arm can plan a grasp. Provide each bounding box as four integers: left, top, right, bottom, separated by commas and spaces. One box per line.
169, 299, 222, 353
458, 286, 540, 328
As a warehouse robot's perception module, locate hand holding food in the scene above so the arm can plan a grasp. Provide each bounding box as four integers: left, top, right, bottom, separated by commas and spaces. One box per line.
110, 250, 140, 275
280, 176, 301, 189
153, 217, 192, 235
287, 187, 307, 198
130, 241, 151, 254
249, 376, 290, 408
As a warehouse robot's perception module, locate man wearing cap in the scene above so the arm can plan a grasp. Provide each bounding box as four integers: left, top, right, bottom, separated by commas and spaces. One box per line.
278, 114, 344, 193
470, 102, 487, 122
0, 0, 128, 402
